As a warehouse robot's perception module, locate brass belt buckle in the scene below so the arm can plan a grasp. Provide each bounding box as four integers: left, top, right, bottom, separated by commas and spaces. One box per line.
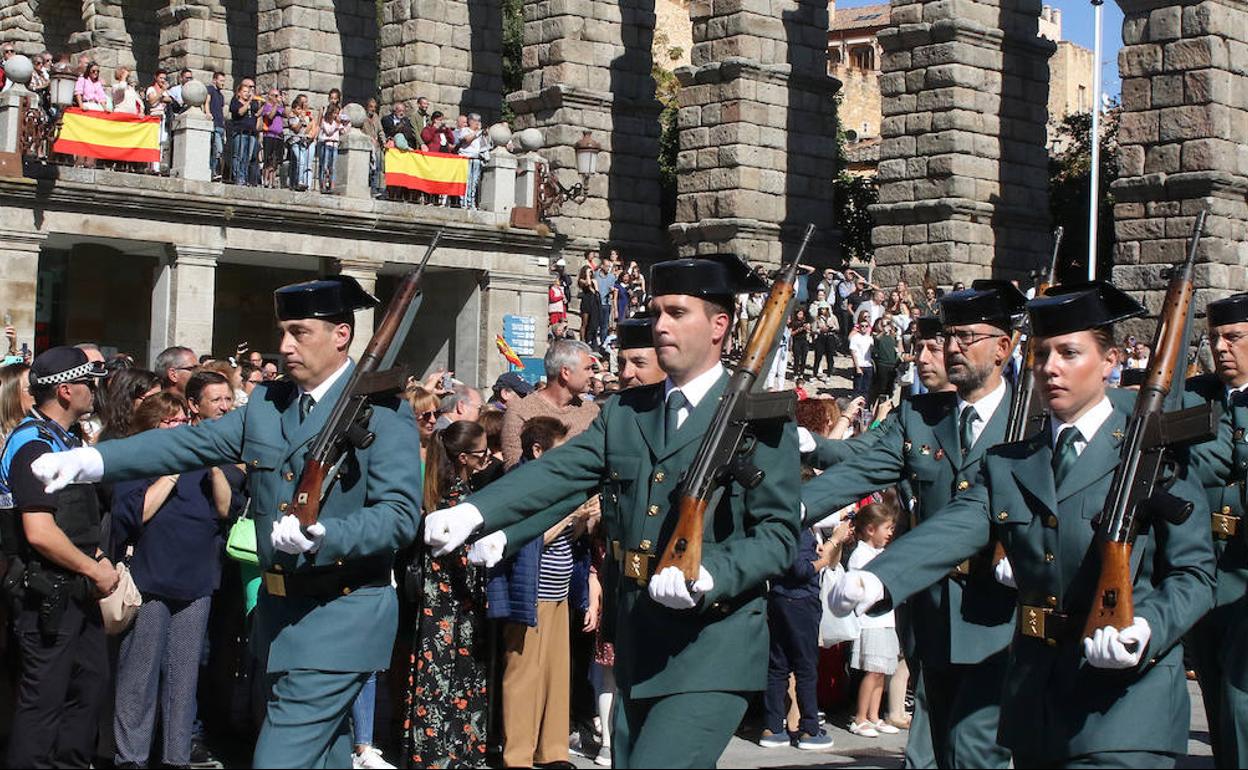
623, 550, 652, 585
263, 571, 287, 598
1212, 513, 1239, 539
1020, 604, 1049, 643
951, 559, 971, 577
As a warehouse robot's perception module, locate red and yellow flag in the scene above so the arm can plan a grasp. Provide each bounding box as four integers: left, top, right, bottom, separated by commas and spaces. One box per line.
384, 148, 468, 196
495, 335, 524, 369
52, 108, 161, 163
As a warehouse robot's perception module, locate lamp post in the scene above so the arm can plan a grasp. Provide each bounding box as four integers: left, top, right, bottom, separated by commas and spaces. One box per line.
534, 130, 602, 220
1087, 0, 1104, 280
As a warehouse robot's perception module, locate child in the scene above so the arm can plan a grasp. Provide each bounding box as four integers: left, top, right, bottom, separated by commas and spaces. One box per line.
847, 503, 901, 738
317, 103, 344, 192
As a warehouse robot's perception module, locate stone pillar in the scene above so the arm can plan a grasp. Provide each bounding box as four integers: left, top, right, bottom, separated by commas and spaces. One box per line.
0, 87, 27, 154
256, 0, 377, 104
171, 106, 214, 182
157, 1, 243, 85
149, 245, 220, 364
669, 0, 840, 266
478, 269, 550, 385
1111, 0, 1248, 319
515, 153, 541, 209
337, 131, 374, 199
379, 0, 504, 118
334, 258, 382, 360
0, 230, 46, 351
870, 0, 1054, 286
480, 146, 517, 214
507, 0, 665, 257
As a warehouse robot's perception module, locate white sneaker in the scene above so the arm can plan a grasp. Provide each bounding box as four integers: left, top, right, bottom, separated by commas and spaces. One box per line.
353, 746, 395, 769
848, 721, 880, 738
594, 745, 612, 766
873, 720, 900, 735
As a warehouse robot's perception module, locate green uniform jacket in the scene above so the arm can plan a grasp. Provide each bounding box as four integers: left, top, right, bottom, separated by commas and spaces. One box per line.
800, 391, 1016, 667
466, 373, 801, 699
866, 399, 1215, 758
96, 365, 423, 674
802, 419, 887, 472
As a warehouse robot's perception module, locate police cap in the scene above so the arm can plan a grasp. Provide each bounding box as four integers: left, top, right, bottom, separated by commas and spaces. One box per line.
616, 317, 655, 350
912, 315, 943, 341
650, 254, 769, 300
30, 346, 107, 386
274, 275, 379, 322
1027, 281, 1146, 338
937, 279, 1027, 331
1207, 293, 1248, 328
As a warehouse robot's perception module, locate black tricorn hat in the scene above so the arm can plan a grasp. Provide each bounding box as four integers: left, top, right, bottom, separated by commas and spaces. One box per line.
650, 253, 769, 299
616, 317, 655, 350
912, 315, 944, 341
937, 279, 1027, 331
1027, 281, 1146, 338
274, 275, 379, 321
1207, 293, 1248, 328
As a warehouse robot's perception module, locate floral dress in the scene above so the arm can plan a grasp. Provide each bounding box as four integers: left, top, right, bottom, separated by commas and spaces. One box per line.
403, 480, 489, 768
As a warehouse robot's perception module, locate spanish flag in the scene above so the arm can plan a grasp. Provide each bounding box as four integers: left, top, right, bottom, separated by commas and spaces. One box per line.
52, 108, 161, 163
384, 148, 468, 196
495, 335, 524, 369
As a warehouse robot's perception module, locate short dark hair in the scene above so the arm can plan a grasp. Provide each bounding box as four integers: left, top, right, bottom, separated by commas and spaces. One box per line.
212, 70, 225, 79
431, 110, 444, 120
186, 370, 229, 407
520, 416, 569, 461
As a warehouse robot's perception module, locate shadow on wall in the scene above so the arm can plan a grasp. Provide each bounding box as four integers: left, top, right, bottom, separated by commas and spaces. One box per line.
36, 0, 86, 55
466, 0, 504, 119
335, 0, 379, 102
121, 0, 162, 85
224, 0, 258, 85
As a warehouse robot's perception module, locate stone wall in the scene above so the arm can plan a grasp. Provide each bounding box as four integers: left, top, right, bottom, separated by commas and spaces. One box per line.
1047, 39, 1093, 145
158, 0, 258, 87
1111, 0, 1248, 322
834, 62, 881, 138
256, 0, 377, 103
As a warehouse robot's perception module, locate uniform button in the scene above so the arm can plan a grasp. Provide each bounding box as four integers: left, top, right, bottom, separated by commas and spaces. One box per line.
1224, 506, 1233, 514
342, 587, 351, 596
654, 471, 666, 483
639, 539, 652, 551
335, 559, 344, 567
1045, 595, 1058, 607
957, 480, 970, 491
284, 471, 294, 482
997, 511, 1008, 521
647, 505, 660, 516
250, 459, 260, 467
1045, 515, 1058, 528
278, 502, 289, 512
1044, 552, 1055, 563
273, 564, 283, 573
611, 471, 620, 479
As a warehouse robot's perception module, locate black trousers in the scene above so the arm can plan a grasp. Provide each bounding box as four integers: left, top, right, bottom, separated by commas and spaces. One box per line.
6, 596, 109, 769
791, 336, 811, 378
812, 334, 837, 377
763, 593, 821, 736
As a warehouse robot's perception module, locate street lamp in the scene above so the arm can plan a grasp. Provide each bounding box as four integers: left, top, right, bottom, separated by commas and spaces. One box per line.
49, 62, 76, 110
536, 130, 601, 217
574, 131, 601, 179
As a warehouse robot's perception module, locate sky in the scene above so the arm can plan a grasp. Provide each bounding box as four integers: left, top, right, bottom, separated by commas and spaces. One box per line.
838, 0, 1123, 98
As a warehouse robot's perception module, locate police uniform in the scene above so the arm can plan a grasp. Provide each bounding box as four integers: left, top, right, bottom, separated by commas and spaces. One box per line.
90, 278, 423, 769
803, 283, 1024, 769
860, 283, 1215, 768
2, 348, 109, 768
616, 317, 654, 353
1183, 292, 1248, 768
462, 255, 801, 768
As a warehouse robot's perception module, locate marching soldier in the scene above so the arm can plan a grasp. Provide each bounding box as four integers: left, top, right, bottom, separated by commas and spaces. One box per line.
801, 283, 1025, 768
831, 282, 1214, 768
1184, 292, 1248, 767
427, 254, 801, 767
31, 276, 423, 769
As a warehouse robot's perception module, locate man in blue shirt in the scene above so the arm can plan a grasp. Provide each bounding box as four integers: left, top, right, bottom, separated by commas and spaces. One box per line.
206, 71, 226, 180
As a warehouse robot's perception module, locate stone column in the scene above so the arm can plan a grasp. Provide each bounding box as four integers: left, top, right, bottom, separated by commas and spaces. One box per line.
507, 0, 665, 258
0, 86, 28, 155
256, 0, 377, 104
668, 0, 840, 266
0, 230, 46, 351
480, 146, 518, 215
171, 105, 214, 182
1111, 0, 1248, 319
337, 131, 374, 199
149, 245, 220, 363
514, 152, 541, 209
478, 269, 550, 385
870, 0, 1054, 286
158, 1, 243, 85
379, 0, 504, 118
334, 258, 382, 360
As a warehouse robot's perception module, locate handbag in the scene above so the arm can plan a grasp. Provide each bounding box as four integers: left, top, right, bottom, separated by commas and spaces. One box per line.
226, 507, 259, 566
818, 564, 861, 648
99, 551, 141, 635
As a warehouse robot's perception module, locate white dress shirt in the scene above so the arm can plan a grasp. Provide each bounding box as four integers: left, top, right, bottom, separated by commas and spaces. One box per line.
956, 378, 1008, 449
299, 358, 352, 413
663, 362, 726, 430
1050, 395, 1114, 457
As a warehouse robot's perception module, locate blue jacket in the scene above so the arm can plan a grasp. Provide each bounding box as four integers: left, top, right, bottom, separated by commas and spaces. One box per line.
487, 530, 591, 626
769, 527, 819, 600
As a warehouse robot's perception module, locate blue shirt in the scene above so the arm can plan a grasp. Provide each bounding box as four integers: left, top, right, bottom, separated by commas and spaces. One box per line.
111, 469, 223, 601
769, 527, 820, 600
207, 85, 225, 129
595, 271, 614, 303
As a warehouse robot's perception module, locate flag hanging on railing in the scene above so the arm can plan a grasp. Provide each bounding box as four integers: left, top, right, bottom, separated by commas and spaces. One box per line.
52, 108, 161, 163
384, 148, 468, 196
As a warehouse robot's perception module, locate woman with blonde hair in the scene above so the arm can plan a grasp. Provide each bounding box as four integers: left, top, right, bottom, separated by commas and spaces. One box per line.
406, 385, 440, 463
0, 362, 32, 441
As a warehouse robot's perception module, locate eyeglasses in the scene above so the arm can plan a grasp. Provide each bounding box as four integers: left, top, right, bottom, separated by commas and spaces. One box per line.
1211, 331, 1248, 345
945, 330, 1001, 349
462, 449, 490, 459
160, 416, 190, 426
416, 410, 438, 421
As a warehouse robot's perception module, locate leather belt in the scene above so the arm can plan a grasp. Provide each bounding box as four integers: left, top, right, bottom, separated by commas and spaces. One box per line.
1018, 604, 1085, 646
610, 540, 657, 585
1212, 512, 1240, 540
263, 560, 390, 600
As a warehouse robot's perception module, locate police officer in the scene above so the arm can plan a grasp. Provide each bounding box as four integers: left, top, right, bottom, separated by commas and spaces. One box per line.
616, 316, 665, 389
1184, 292, 1248, 767
832, 282, 1214, 768
3, 347, 116, 768
801, 282, 1026, 769
32, 276, 423, 769
427, 254, 800, 768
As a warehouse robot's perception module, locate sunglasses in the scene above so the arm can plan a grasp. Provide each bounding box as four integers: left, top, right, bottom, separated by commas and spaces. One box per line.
160, 416, 190, 426
416, 410, 438, 421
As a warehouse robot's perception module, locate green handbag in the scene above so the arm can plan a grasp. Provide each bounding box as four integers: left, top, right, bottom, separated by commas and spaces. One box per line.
225, 506, 259, 566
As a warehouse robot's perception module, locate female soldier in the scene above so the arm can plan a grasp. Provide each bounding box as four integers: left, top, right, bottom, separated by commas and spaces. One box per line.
830, 281, 1214, 768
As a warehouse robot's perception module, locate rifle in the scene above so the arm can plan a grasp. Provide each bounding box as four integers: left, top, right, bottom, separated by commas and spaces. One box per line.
292, 230, 444, 528
655, 224, 815, 581
1083, 211, 1215, 637
1004, 226, 1063, 444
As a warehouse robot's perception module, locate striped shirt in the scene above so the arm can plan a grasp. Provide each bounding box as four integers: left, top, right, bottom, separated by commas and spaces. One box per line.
537, 529, 574, 601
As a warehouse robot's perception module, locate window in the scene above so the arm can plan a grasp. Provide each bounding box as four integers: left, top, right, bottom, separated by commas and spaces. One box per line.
852, 46, 875, 71
1078, 85, 1087, 112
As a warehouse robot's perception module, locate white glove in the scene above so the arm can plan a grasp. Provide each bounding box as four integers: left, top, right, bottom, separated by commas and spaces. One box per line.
270, 515, 325, 555
828, 569, 885, 617
423, 502, 484, 556
810, 509, 845, 532
993, 557, 1016, 588
797, 427, 817, 453
648, 565, 713, 610
467, 531, 507, 568
32, 446, 104, 493
1083, 617, 1151, 669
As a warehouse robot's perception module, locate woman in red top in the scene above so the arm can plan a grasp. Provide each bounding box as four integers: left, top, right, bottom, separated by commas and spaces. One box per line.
548, 277, 567, 326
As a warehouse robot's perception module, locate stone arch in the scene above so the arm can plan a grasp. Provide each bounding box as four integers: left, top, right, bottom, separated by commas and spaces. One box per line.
120, 0, 162, 84
29, 0, 88, 55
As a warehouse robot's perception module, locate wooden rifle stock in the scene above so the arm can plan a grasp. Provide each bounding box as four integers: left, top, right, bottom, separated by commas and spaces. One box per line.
294, 461, 329, 528
659, 498, 710, 580
1085, 540, 1135, 632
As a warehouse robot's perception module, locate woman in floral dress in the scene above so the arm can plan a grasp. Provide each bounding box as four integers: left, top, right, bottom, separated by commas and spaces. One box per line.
404, 421, 494, 768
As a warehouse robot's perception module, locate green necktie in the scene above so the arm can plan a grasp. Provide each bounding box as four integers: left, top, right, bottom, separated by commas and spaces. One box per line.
299, 393, 315, 422
665, 390, 687, 444
1052, 426, 1083, 487
959, 405, 979, 455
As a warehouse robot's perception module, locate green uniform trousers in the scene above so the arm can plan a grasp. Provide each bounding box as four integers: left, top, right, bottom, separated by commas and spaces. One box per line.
611, 691, 748, 769
253, 669, 370, 769
921, 650, 1011, 769
1013, 751, 1176, 769
1188, 605, 1248, 768
904, 665, 937, 769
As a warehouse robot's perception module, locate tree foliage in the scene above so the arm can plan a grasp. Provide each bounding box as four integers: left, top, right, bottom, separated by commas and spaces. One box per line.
1048, 105, 1121, 282
655, 60, 680, 229
833, 171, 878, 265
500, 0, 524, 124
